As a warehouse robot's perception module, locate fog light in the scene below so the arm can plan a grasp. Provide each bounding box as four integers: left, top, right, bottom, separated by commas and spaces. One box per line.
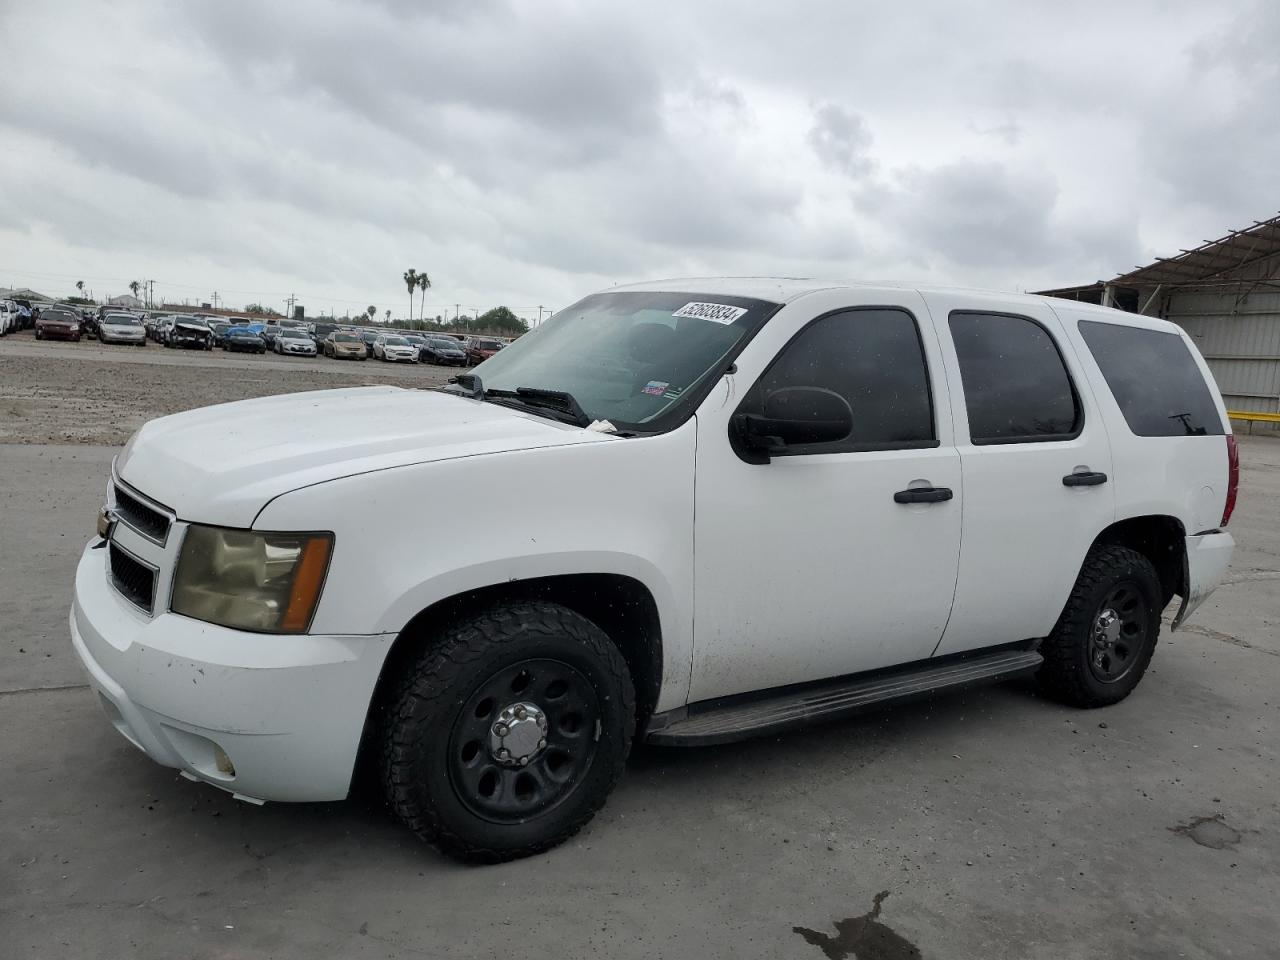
214, 745, 236, 776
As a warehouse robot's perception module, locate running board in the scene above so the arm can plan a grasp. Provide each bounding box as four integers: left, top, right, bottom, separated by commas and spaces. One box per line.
645, 649, 1043, 746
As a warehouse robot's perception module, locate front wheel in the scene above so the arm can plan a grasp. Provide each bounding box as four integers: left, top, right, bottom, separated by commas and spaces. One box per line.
381, 602, 634, 863
1038, 544, 1162, 708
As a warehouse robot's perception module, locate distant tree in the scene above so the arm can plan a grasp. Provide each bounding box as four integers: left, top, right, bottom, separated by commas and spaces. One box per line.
403, 269, 418, 324
416, 272, 432, 322
366, 305, 377, 320
475, 306, 528, 336
76, 280, 85, 296
385, 309, 391, 324
129, 280, 141, 300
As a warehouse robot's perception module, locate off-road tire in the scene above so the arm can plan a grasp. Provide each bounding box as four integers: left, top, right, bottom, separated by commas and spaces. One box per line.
381, 602, 634, 863
1038, 544, 1162, 707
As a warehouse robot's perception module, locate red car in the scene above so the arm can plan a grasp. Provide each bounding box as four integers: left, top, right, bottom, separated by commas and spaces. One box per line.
465, 336, 504, 365
35, 307, 82, 342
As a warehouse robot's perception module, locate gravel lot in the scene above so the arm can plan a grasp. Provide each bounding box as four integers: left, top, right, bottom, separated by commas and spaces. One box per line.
0, 331, 454, 444
2, 339, 1278, 959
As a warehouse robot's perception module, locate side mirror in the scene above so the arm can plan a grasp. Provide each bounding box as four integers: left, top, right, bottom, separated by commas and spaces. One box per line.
731, 386, 853, 463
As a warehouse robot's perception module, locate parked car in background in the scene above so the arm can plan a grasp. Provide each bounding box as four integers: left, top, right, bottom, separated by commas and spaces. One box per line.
209, 321, 231, 347
35, 306, 82, 341
223, 326, 266, 354
421, 336, 468, 365
359, 328, 380, 357
167, 317, 213, 350
260, 325, 285, 350
323, 331, 367, 360
274, 328, 318, 357
13, 300, 36, 329
373, 334, 419, 362
465, 336, 504, 365
0, 299, 16, 336
98, 313, 147, 347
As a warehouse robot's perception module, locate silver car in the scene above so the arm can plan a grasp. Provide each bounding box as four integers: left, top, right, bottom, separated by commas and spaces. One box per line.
99, 313, 147, 346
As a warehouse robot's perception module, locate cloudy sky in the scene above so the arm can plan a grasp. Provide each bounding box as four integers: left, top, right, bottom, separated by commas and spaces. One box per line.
1, 0, 1276, 321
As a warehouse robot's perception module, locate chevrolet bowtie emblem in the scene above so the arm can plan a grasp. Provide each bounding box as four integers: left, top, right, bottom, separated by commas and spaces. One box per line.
96, 507, 115, 541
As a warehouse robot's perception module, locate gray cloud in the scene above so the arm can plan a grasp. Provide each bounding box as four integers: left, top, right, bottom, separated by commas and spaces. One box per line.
808, 104, 874, 177
0, 0, 1272, 313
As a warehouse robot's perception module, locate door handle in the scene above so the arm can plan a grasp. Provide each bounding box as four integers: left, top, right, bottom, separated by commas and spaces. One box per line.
893, 486, 953, 504
1062, 471, 1108, 487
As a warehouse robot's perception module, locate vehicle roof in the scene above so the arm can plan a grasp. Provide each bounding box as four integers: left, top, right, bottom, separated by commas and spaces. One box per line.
606, 277, 1184, 335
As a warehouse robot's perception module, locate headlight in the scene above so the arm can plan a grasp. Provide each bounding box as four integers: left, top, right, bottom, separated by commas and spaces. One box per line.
171, 525, 333, 634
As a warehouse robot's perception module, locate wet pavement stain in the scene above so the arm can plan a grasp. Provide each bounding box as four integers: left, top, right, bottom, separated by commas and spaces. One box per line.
1169, 813, 1243, 850
793, 890, 922, 960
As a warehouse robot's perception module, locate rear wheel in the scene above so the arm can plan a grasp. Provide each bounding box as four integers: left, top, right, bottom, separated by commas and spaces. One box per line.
1038, 544, 1162, 707
381, 602, 634, 863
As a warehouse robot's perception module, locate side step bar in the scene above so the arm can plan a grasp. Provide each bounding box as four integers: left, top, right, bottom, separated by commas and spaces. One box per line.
645, 648, 1043, 746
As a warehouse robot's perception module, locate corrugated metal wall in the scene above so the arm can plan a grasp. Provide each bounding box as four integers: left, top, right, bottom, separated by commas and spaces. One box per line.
1165, 289, 1280, 415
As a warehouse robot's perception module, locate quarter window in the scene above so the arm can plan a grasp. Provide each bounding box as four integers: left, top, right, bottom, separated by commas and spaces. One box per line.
1077, 320, 1224, 437
949, 312, 1081, 444
740, 308, 936, 455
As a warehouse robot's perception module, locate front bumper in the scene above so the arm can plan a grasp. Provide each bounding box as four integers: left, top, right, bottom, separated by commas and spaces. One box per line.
384, 351, 417, 362
70, 540, 394, 802
42, 326, 80, 340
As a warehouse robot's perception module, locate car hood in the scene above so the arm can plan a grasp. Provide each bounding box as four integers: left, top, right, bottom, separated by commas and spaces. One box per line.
116, 386, 610, 527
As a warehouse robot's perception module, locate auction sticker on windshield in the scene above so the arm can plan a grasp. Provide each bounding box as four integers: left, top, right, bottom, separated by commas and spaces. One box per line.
673, 302, 748, 324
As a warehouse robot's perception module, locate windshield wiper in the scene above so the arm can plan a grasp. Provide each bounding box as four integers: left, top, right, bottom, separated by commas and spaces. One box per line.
444, 375, 591, 428
485, 387, 591, 428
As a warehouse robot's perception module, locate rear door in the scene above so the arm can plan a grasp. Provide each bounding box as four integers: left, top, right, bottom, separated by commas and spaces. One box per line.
926, 293, 1116, 656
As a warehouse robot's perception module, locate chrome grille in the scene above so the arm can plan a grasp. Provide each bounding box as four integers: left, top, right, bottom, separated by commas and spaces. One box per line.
108, 543, 156, 613
114, 484, 170, 543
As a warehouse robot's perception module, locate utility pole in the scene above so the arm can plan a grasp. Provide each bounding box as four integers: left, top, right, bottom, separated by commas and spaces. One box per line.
455, 304, 460, 322
537, 305, 544, 326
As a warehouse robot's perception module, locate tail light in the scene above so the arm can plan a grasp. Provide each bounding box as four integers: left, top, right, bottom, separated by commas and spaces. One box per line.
1221, 434, 1240, 527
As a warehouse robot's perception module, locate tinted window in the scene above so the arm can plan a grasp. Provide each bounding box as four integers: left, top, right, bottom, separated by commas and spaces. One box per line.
950, 312, 1080, 444
1078, 320, 1223, 437
742, 308, 935, 455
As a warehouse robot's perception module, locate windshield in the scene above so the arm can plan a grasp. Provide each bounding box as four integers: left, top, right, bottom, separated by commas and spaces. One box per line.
430, 339, 460, 349
384, 336, 408, 345
281, 329, 308, 338
105, 315, 140, 326
45, 311, 77, 322
477, 340, 502, 350
335, 334, 360, 343
470, 290, 777, 430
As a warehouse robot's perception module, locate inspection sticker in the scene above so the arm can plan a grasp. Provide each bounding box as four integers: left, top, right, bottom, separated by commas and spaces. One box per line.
673, 301, 748, 324
643, 380, 670, 396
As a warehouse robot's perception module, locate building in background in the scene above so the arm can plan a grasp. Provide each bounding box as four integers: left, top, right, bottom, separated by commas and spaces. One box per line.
1040, 212, 1280, 419
107, 294, 143, 309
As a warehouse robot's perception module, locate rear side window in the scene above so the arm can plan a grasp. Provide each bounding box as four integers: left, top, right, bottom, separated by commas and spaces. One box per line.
743, 307, 936, 455
1078, 320, 1224, 437
949, 312, 1081, 444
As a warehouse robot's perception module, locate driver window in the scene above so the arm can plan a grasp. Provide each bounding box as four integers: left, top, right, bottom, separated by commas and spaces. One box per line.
741, 308, 937, 455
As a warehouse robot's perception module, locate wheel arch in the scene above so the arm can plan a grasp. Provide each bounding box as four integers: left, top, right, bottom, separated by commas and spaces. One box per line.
1088, 514, 1187, 606
357, 572, 665, 775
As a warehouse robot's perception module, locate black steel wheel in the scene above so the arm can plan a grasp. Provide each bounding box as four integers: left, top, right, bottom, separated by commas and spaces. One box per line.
448, 658, 601, 824
381, 602, 634, 863
1038, 544, 1162, 707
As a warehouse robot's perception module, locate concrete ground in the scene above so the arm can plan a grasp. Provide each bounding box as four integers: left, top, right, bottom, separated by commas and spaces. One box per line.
2, 401, 1278, 956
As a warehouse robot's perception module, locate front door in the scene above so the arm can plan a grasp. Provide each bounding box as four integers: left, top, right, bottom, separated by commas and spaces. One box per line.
690, 290, 962, 704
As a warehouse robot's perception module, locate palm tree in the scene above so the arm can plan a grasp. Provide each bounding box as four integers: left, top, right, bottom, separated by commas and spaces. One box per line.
367, 305, 377, 321
76, 280, 85, 297
384, 309, 391, 324
403, 269, 418, 325
129, 280, 141, 302
417, 272, 432, 322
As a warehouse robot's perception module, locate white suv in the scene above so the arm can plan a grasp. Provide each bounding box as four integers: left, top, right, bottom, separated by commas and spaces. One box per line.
71, 279, 1237, 862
